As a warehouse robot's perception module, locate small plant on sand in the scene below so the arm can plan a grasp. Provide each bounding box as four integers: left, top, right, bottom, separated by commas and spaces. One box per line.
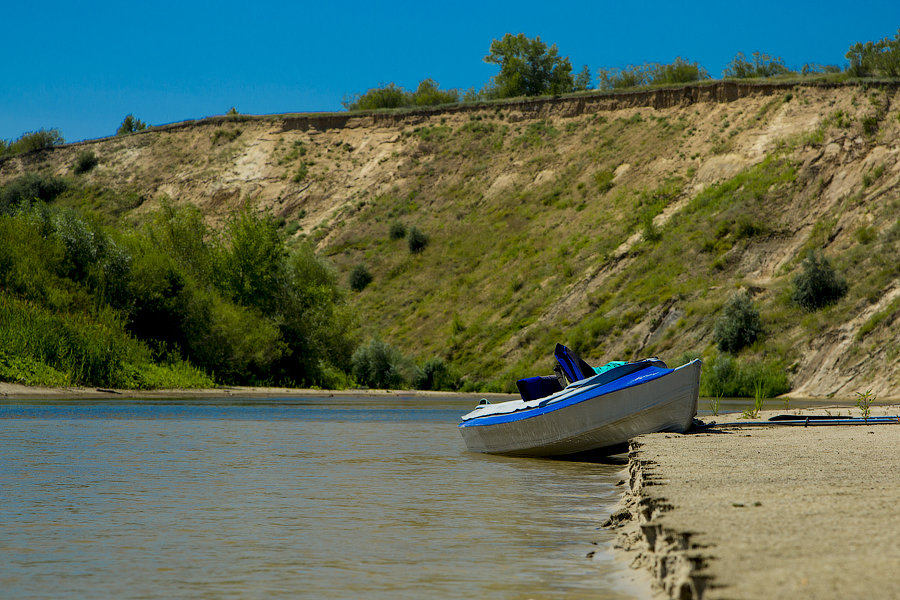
855, 389, 875, 423
708, 393, 722, 416
741, 381, 766, 419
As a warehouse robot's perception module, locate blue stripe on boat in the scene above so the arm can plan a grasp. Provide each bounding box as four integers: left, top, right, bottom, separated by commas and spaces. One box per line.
459, 365, 673, 427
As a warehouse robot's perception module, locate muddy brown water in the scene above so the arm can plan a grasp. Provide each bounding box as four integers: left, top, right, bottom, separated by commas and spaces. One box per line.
1, 397, 646, 599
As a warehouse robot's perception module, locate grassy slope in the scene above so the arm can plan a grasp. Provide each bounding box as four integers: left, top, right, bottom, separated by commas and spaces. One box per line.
3, 82, 899, 396
323, 86, 900, 395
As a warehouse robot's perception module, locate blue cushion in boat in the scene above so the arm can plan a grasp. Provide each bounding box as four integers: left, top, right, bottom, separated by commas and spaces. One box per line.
554, 343, 595, 383
516, 375, 563, 401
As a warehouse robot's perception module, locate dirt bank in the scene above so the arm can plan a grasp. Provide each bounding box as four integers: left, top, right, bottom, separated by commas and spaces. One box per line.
605, 406, 900, 599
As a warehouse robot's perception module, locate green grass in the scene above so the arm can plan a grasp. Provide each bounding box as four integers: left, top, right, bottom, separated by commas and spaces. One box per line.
701, 353, 790, 398
856, 296, 900, 340
0, 291, 212, 388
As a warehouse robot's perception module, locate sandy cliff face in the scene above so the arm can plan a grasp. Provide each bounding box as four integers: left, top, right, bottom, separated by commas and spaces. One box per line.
3, 82, 899, 398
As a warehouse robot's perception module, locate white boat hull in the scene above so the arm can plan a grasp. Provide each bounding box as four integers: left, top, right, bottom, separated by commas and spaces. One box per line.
459, 360, 701, 457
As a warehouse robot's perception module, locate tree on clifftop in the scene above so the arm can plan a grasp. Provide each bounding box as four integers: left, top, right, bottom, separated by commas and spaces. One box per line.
117, 114, 147, 136
483, 33, 575, 98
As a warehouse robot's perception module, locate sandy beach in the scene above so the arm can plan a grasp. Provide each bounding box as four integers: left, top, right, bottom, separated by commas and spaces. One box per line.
605, 404, 900, 599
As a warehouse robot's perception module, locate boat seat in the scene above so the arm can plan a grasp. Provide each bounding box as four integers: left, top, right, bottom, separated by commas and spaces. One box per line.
554, 343, 595, 384
515, 375, 563, 401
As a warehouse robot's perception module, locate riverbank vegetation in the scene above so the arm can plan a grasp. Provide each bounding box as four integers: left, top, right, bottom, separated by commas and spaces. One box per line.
0, 178, 356, 389
0, 172, 470, 391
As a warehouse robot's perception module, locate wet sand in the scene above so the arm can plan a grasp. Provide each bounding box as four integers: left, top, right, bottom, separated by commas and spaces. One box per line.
605, 405, 900, 599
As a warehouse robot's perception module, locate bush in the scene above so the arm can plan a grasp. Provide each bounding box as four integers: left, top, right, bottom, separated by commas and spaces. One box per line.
389, 221, 407, 240
862, 116, 878, 136
343, 83, 408, 111
349, 264, 373, 291
1, 128, 65, 156
73, 150, 99, 174
574, 65, 593, 91
53, 209, 109, 282
413, 356, 458, 390
0, 173, 69, 215
343, 80, 460, 111
648, 57, 710, 85
211, 128, 242, 145
713, 290, 763, 352
723, 52, 791, 78
117, 114, 147, 136
351, 339, 412, 389
846, 30, 900, 77
700, 353, 790, 398
596, 65, 647, 90
597, 58, 709, 90
0, 197, 355, 389
411, 78, 459, 106
407, 226, 429, 253
791, 250, 848, 310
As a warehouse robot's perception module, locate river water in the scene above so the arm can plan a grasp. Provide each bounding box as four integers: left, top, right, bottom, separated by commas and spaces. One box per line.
1, 396, 647, 599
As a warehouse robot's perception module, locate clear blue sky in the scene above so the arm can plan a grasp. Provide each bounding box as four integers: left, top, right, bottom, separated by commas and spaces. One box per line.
3, 1, 898, 142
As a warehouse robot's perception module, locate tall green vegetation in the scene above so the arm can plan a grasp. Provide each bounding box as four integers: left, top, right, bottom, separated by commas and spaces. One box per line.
0, 128, 65, 157
407, 226, 429, 253
0, 173, 68, 214
791, 250, 848, 310
343, 79, 460, 111
700, 354, 789, 399
482, 33, 576, 98
351, 339, 412, 388
0, 205, 210, 389
349, 264, 373, 291
597, 58, 709, 90
713, 290, 763, 353
143, 203, 356, 385
846, 29, 900, 77
410, 78, 461, 106
117, 114, 147, 135
341, 32, 900, 113
350, 339, 459, 391
0, 181, 355, 388
73, 150, 99, 174
723, 52, 791, 78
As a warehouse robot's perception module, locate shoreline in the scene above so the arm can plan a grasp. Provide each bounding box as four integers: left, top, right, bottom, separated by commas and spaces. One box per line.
604, 404, 900, 599
4, 380, 896, 404
0, 381, 516, 401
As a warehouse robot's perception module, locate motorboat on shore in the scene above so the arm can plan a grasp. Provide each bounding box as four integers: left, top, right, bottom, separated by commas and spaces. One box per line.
458, 345, 701, 457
